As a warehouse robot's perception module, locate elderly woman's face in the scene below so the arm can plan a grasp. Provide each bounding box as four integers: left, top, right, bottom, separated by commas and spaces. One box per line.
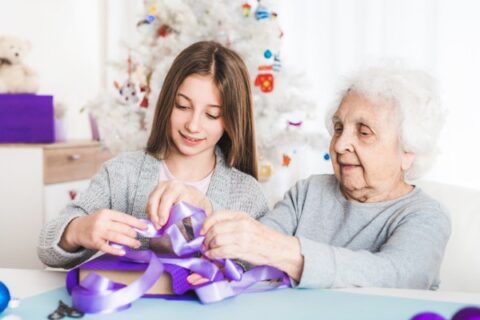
329, 91, 414, 202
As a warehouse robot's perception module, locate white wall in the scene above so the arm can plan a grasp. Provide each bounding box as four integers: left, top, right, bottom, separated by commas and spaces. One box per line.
278, 0, 480, 191
0, 0, 105, 140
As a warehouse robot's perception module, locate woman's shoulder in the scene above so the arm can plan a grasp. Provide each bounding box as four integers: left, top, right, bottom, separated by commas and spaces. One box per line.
291, 174, 338, 193
403, 186, 450, 218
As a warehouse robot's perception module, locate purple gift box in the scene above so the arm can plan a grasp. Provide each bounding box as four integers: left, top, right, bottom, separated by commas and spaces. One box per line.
68, 254, 196, 300
0, 94, 55, 143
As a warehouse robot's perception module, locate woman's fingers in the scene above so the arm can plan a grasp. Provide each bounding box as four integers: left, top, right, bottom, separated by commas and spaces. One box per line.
200, 210, 237, 235
203, 219, 239, 249
204, 244, 240, 260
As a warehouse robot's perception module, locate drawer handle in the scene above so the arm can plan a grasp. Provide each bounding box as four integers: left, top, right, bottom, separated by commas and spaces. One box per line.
68, 154, 81, 161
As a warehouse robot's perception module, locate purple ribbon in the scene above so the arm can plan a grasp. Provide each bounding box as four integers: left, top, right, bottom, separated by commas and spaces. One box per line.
66, 202, 290, 313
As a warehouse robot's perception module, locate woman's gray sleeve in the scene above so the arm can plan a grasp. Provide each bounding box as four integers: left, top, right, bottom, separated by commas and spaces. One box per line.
297, 210, 451, 289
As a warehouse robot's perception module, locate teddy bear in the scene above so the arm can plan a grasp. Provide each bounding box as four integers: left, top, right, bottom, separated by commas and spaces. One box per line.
0, 35, 39, 93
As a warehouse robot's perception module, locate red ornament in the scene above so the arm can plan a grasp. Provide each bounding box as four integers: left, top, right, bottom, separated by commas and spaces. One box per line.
140, 96, 149, 108
158, 24, 171, 37
69, 190, 77, 200
282, 154, 291, 167
255, 73, 274, 93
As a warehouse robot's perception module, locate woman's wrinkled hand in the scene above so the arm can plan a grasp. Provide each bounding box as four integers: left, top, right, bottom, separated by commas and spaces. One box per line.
146, 180, 213, 230
199, 210, 304, 281
199, 210, 276, 266
59, 209, 147, 256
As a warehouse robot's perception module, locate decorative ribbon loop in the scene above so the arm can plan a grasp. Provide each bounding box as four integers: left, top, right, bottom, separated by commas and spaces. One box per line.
66, 201, 290, 313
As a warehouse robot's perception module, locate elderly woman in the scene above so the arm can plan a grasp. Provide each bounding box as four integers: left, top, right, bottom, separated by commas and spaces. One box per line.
153, 66, 450, 289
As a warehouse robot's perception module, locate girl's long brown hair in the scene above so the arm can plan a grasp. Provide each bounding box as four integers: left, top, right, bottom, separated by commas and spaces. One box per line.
146, 41, 258, 179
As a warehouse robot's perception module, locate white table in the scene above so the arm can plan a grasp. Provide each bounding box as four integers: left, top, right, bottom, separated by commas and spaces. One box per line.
1, 268, 479, 303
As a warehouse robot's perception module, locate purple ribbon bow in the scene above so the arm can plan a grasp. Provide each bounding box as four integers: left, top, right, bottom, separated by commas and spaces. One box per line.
66, 202, 290, 313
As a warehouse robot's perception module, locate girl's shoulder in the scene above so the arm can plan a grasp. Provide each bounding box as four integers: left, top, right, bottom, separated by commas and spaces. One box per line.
102, 150, 158, 177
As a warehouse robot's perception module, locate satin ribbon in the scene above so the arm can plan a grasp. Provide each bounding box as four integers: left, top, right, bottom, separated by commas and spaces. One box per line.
66, 202, 290, 313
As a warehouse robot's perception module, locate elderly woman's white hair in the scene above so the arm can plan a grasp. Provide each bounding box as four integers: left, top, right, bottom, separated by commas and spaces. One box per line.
325, 65, 446, 180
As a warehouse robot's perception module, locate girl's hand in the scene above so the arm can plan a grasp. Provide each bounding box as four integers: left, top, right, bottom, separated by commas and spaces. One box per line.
146, 180, 213, 229
59, 209, 147, 256
200, 211, 304, 281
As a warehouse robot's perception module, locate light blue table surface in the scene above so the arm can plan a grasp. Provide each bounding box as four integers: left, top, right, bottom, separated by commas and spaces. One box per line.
3, 287, 475, 320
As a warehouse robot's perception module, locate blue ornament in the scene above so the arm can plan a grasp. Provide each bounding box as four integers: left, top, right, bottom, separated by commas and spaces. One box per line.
0, 281, 11, 314
255, 5, 270, 20
323, 153, 330, 161
147, 15, 155, 23
264, 49, 272, 59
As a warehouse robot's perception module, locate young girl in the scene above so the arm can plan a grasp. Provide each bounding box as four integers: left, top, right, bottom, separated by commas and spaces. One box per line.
38, 41, 269, 268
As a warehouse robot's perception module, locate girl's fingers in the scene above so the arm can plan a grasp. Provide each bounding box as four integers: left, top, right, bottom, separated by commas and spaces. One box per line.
146, 184, 167, 228
109, 221, 140, 241
186, 273, 209, 285
99, 240, 126, 256
157, 190, 181, 227
109, 210, 147, 230
105, 229, 141, 249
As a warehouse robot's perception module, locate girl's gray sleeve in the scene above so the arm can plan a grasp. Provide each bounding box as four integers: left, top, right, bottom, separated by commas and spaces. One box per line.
210, 172, 269, 219
37, 165, 113, 269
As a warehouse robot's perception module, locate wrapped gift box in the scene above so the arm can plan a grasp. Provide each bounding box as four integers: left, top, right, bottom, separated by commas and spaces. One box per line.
0, 94, 55, 143
73, 254, 196, 298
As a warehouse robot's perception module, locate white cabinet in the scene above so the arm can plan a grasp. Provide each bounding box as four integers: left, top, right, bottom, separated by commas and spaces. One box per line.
0, 141, 111, 269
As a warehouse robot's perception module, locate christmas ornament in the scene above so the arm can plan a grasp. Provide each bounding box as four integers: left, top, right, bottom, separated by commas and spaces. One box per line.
255, 1, 270, 20
273, 53, 281, 72
255, 73, 274, 93
157, 24, 171, 37
255, 65, 274, 93
68, 190, 77, 201
411, 307, 480, 320
115, 54, 141, 105
287, 120, 303, 127
0, 281, 11, 314
264, 49, 272, 59
242, 3, 251, 17
282, 154, 291, 167
259, 161, 273, 182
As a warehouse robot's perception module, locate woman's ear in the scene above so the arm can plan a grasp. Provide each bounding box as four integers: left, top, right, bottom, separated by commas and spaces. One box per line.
401, 151, 415, 171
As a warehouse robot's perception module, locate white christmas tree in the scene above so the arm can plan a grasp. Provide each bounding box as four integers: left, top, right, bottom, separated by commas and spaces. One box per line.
87, 0, 331, 202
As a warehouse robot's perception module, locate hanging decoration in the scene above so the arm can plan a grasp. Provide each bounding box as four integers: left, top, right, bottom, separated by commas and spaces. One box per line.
258, 160, 274, 182
282, 154, 291, 167
242, 3, 252, 17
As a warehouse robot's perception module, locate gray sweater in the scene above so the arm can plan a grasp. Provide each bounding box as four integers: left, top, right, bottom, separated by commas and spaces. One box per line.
38, 149, 269, 268
260, 174, 451, 290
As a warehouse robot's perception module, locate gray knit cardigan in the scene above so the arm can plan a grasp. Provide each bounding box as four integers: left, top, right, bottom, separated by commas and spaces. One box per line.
38, 149, 269, 268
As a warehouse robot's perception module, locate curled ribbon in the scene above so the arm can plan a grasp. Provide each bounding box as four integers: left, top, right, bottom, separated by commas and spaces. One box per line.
66, 202, 290, 313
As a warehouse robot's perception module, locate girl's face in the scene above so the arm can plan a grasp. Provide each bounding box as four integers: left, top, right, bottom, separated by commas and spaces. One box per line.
169, 74, 225, 159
